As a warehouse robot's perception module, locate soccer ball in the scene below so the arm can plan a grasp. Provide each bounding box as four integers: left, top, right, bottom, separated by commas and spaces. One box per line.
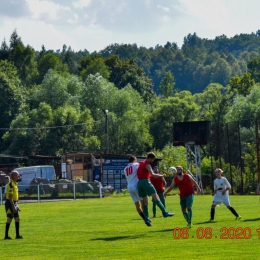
168, 167, 177, 174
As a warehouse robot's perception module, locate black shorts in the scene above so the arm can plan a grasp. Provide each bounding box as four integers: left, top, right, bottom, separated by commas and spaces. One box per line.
5, 200, 19, 219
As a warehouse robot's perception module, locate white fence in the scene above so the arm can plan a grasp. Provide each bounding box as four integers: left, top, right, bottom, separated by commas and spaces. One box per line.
0, 181, 104, 204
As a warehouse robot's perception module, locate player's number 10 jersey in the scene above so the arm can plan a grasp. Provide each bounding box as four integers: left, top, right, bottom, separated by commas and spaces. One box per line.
124, 163, 139, 188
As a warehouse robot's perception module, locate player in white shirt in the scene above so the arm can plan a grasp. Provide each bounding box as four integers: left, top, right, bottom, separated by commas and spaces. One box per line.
209, 168, 241, 221
124, 156, 151, 226
3, 175, 10, 202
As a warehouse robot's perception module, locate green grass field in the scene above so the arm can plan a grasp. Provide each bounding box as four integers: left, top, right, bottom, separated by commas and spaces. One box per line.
1, 195, 260, 260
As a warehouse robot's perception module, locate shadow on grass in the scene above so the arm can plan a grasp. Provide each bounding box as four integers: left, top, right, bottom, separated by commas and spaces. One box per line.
132, 217, 165, 221
90, 234, 146, 241
196, 221, 217, 225
242, 217, 260, 222
150, 229, 174, 233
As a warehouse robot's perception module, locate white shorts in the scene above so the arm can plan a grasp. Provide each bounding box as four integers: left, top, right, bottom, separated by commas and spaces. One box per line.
212, 191, 231, 207
128, 185, 142, 203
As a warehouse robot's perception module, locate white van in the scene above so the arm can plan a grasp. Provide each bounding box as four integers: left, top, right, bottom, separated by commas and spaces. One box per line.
13, 165, 56, 191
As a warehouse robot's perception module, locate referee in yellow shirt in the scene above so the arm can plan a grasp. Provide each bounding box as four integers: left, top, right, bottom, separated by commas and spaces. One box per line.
4, 171, 23, 239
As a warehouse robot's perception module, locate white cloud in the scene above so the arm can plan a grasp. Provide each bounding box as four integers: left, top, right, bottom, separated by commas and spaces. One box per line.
76, 0, 180, 33
180, 0, 232, 29
176, 0, 260, 42
72, 0, 91, 9
68, 13, 79, 24
174, 0, 235, 42
1, 0, 260, 53
26, 0, 71, 21
1, 18, 75, 51
0, 0, 31, 18
157, 5, 170, 13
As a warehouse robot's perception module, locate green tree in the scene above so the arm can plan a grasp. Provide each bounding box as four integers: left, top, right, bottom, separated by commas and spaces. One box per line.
243, 143, 258, 191
48, 106, 99, 154
0, 38, 9, 60
193, 64, 213, 93
230, 61, 242, 77
247, 56, 260, 83
225, 84, 260, 122
210, 58, 232, 86
79, 55, 110, 81
81, 74, 152, 154
159, 71, 175, 97
0, 60, 24, 150
31, 70, 81, 110
37, 53, 68, 83
63, 48, 79, 74
9, 29, 22, 50
195, 83, 231, 124
108, 85, 153, 154
154, 145, 186, 174
10, 43, 39, 85
228, 72, 255, 96
105, 55, 155, 102
150, 91, 199, 149
3, 102, 99, 155
2, 102, 54, 156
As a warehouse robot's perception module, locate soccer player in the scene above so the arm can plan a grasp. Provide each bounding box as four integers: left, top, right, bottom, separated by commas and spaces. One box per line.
150, 166, 167, 218
124, 156, 151, 226
209, 168, 241, 221
3, 175, 10, 201
4, 171, 23, 239
137, 152, 174, 226
164, 166, 201, 228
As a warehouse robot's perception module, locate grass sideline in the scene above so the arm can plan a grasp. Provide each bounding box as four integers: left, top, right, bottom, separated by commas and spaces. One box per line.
1, 195, 260, 259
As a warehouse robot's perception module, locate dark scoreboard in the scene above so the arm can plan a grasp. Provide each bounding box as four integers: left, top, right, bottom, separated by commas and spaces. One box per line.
173, 121, 211, 146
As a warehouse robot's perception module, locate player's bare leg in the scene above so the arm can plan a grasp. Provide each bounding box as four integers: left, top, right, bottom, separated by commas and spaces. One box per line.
135, 201, 143, 214
135, 201, 146, 221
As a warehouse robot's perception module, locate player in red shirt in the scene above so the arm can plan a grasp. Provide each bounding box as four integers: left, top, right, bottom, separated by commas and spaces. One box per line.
137, 152, 174, 226
150, 166, 167, 218
164, 166, 201, 228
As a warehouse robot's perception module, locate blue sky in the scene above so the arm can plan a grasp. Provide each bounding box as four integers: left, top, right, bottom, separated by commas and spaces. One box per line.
0, 0, 259, 52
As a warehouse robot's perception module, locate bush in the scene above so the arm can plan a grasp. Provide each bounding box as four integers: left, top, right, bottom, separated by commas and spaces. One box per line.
51, 189, 59, 197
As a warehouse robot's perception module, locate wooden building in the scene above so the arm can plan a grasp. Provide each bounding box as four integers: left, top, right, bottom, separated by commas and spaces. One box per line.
61, 152, 161, 190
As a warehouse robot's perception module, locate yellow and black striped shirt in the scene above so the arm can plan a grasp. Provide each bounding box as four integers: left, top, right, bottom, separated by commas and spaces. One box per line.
6, 180, 19, 201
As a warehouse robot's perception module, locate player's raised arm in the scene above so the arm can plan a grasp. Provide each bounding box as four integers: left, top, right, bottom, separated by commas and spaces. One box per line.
188, 175, 201, 194
162, 177, 167, 187
146, 164, 165, 178
164, 178, 175, 197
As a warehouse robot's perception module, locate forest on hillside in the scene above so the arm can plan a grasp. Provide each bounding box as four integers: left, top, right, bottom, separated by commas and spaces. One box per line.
1, 29, 260, 192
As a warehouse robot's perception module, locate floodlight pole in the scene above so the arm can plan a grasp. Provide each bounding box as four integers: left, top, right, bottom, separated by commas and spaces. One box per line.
185, 142, 203, 194
102, 109, 109, 154
255, 118, 260, 190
